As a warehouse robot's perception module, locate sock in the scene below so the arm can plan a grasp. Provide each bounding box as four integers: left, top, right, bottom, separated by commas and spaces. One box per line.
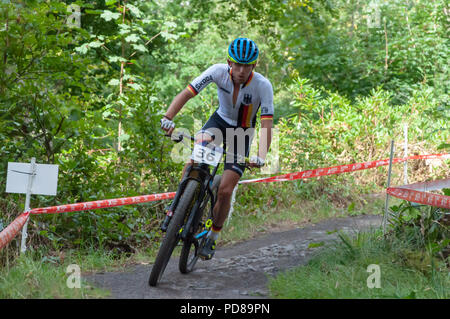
207, 224, 222, 241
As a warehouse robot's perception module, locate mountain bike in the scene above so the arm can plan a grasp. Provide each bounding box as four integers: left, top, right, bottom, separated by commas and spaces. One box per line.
148, 131, 250, 287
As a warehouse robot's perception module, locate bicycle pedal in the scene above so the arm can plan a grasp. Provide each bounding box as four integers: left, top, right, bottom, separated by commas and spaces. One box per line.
199, 253, 214, 261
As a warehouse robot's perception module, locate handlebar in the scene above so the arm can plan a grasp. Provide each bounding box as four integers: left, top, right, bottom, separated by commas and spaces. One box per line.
166, 131, 255, 168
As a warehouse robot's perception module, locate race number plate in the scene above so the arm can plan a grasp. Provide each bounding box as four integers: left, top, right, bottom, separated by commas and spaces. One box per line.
191, 144, 222, 167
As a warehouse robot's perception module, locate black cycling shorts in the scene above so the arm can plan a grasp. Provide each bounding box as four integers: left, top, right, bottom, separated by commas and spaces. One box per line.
197, 111, 254, 177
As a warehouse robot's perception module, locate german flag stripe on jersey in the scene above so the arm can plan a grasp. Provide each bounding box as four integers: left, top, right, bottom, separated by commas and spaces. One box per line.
261, 114, 273, 121
187, 84, 198, 96
243, 104, 253, 127
237, 104, 254, 128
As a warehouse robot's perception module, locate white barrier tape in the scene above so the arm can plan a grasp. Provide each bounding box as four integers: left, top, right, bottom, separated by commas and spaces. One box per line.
397, 177, 450, 192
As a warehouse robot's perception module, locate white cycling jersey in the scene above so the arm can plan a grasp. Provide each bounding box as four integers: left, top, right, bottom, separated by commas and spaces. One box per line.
186, 64, 274, 128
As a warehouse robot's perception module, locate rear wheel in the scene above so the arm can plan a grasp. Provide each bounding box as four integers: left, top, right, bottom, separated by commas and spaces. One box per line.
148, 180, 199, 286
179, 175, 221, 274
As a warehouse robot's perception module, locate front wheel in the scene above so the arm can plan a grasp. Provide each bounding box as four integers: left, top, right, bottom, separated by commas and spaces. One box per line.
179, 175, 221, 274
149, 180, 199, 286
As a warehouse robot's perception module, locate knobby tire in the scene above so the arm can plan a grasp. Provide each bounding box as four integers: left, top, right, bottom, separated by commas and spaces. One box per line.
148, 180, 199, 286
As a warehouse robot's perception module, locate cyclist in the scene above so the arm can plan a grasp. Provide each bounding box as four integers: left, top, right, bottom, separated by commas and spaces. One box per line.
160, 37, 274, 260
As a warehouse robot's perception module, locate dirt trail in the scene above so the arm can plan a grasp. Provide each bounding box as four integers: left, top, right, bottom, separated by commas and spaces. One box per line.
86, 215, 382, 299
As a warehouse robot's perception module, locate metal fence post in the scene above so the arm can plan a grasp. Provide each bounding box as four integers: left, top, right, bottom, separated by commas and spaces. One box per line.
383, 141, 395, 235
20, 157, 36, 254
403, 124, 408, 185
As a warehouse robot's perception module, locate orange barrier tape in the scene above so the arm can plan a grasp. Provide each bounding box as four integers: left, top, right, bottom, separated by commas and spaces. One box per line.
0, 192, 176, 250
30, 192, 176, 215
387, 187, 450, 209
0, 212, 29, 250
239, 153, 449, 184
0, 153, 448, 250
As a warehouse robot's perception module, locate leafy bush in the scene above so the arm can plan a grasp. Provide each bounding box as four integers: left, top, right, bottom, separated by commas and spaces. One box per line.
276, 77, 449, 187
388, 195, 450, 263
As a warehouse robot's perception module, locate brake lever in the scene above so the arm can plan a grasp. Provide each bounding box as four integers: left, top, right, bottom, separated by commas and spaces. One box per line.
164, 132, 184, 143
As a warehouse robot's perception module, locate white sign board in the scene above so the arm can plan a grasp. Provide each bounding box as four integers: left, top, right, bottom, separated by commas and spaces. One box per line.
6, 162, 59, 196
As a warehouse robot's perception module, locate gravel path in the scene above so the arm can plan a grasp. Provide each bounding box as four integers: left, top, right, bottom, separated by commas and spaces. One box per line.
86, 214, 382, 299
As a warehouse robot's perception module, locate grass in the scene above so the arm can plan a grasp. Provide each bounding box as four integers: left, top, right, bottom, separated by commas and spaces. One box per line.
0, 245, 161, 298
0, 251, 110, 298
268, 229, 450, 299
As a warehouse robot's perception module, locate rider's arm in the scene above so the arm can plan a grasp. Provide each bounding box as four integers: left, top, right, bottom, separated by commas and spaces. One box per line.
164, 88, 195, 120
258, 116, 273, 161
164, 64, 222, 120
257, 78, 274, 162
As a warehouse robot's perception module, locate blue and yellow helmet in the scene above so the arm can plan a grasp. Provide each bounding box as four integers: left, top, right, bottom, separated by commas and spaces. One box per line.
227, 38, 259, 65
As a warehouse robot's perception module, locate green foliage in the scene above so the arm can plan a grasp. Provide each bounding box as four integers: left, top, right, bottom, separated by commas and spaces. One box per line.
0, 0, 448, 261
281, 0, 449, 104
0, 0, 181, 251
388, 201, 450, 259
276, 77, 449, 184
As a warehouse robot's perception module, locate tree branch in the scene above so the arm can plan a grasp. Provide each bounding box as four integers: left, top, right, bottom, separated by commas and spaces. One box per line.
3, 7, 9, 66
128, 31, 162, 59
384, 18, 388, 72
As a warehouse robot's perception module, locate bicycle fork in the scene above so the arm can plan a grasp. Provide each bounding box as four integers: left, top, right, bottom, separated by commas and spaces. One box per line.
180, 181, 209, 241
160, 171, 194, 232
184, 163, 220, 241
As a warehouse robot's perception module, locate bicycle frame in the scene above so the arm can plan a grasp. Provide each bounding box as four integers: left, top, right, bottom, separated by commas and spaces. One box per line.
181, 164, 216, 240
169, 159, 221, 242
167, 131, 251, 241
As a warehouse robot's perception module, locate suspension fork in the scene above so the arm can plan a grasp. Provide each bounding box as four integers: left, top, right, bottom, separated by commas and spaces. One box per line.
178, 160, 221, 240
180, 181, 207, 241
167, 165, 193, 215
169, 163, 206, 211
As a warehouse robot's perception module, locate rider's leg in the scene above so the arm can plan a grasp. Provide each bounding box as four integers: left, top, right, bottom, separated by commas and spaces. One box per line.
199, 169, 240, 260
211, 169, 241, 229
209, 130, 250, 236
